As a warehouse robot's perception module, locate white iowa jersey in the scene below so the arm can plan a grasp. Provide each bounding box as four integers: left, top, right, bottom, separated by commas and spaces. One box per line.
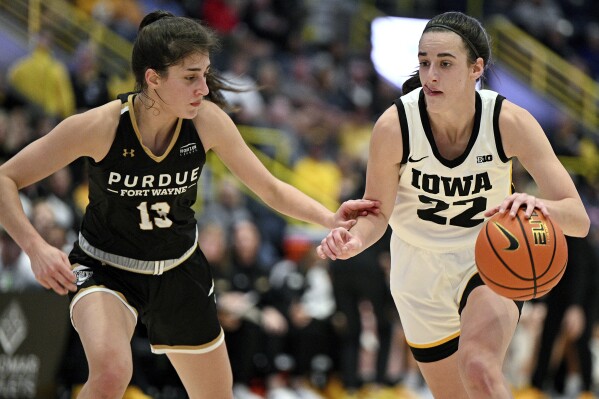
389, 88, 512, 252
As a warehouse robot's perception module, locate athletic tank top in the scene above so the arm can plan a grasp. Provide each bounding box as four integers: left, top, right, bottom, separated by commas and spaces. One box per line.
388, 88, 512, 252
79, 93, 206, 260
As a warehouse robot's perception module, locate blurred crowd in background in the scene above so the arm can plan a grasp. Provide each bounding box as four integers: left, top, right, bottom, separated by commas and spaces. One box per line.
0, 1, 599, 398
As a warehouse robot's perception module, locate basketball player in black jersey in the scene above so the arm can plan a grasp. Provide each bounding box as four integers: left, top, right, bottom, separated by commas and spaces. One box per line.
0, 10, 379, 399
317, 11, 589, 399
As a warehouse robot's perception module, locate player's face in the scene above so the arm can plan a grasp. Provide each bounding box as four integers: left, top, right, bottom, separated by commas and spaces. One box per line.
158, 52, 211, 119
417, 31, 478, 112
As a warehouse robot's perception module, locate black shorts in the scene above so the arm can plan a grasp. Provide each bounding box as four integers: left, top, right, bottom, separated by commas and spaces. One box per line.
68, 244, 223, 354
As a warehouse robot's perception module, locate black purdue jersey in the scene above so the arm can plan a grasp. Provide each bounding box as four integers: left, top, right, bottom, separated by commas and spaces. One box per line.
79, 93, 206, 261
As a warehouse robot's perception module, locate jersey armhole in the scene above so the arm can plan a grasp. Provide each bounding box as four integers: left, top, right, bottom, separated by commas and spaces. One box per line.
493, 95, 510, 163
393, 99, 410, 165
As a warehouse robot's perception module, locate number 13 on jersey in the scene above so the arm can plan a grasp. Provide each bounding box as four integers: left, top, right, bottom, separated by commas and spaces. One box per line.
137, 201, 173, 230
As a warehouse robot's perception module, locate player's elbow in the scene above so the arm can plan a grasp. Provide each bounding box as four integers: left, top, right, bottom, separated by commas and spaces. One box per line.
566, 212, 591, 238
575, 214, 591, 238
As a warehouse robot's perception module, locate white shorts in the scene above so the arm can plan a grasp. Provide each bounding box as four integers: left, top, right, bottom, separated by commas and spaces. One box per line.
389, 233, 478, 361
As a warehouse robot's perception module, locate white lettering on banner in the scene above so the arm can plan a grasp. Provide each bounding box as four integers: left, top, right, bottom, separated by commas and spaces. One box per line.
0, 302, 39, 399
0, 375, 37, 398
0, 354, 40, 374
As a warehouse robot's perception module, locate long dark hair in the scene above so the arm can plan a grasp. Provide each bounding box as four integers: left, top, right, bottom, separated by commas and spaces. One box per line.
132, 10, 239, 109
402, 12, 492, 95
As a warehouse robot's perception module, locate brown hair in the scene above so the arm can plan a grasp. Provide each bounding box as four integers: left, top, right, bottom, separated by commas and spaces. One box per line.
132, 10, 241, 109
402, 11, 492, 95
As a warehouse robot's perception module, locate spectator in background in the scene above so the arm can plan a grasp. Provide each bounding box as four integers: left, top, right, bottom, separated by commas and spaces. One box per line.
268, 244, 337, 399
197, 176, 253, 237
291, 137, 343, 214
0, 107, 33, 160
222, 53, 265, 123
509, 0, 564, 39
508, 0, 576, 57
90, 0, 144, 40
240, 0, 302, 51
0, 228, 40, 292
261, 94, 302, 164
518, 236, 599, 399
0, 176, 36, 293
197, 0, 244, 35
8, 30, 76, 119
255, 60, 284, 105
69, 41, 110, 112
40, 167, 82, 234
578, 22, 599, 81
328, 226, 395, 398
218, 219, 289, 399
301, 0, 357, 50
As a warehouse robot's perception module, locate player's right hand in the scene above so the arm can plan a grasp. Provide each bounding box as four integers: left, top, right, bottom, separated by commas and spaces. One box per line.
28, 242, 77, 295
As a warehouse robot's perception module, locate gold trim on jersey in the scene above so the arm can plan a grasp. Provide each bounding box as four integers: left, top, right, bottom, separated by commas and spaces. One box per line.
126, 94, 183, 162
407, 331, 461, 349
151, 328, 225, 354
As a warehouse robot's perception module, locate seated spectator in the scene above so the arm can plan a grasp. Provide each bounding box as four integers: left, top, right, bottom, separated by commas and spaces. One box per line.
8, 31, 76, 119
69, 41, 110, 112
0, 228, 40, 292
269, 244, 337, 399
218, 219, 289, 399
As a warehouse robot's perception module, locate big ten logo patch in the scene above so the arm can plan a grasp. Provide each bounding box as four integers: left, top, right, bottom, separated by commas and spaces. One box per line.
476, 155, 493, 163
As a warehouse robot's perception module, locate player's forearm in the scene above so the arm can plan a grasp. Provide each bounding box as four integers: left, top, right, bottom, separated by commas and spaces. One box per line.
261, 180, 335, 228
0, 176, 46, 254
348, 213, 389, 256
543, 197, 589, 237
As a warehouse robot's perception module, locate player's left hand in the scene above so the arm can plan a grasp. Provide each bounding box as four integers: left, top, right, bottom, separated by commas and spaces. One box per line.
333, 199, 380, 229
317, 227, 363, 261
484, 192, 549, 219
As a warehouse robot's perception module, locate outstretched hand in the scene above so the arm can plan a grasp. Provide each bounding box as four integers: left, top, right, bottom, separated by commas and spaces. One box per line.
333, 199, 380, 229
317, 227, 363, 261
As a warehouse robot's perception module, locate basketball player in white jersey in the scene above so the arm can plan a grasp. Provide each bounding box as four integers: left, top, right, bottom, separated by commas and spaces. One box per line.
317, 11, 589, 399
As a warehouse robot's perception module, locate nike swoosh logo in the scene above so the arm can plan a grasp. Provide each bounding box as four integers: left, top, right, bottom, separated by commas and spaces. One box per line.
493, 222, 520, 251
408, 155, 429, 162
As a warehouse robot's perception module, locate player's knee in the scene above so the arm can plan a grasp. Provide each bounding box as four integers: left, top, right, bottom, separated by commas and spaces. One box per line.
88, 355, 133, 396
457, 349, 502, 394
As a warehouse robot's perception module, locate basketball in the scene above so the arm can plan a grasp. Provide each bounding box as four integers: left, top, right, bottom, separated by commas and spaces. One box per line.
475, 208, 568, 301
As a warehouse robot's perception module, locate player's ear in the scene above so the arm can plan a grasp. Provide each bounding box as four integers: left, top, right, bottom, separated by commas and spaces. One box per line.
145, 68, 161, 88
471, 57, 484, 80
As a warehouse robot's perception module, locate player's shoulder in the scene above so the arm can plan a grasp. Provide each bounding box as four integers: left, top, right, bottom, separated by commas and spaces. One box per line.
375, 103, 401, 131
194, 100, 233, 130
66, 100, 122, 131
497, 98, 536, 129
58, 100, 122, 154
370, 103, 403, 152
196, 99, 228, 119
193, 100, 239, 150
